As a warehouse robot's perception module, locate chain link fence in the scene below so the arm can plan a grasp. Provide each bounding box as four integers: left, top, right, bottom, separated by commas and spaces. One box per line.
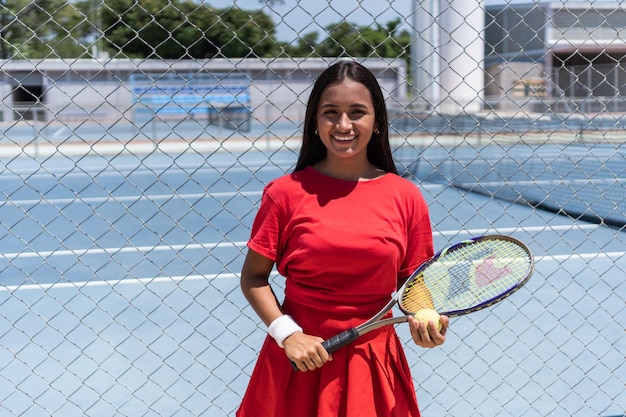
0, 1, 624, 416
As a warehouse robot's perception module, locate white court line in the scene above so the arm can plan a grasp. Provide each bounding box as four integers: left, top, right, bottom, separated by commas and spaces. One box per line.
1, 241, 241, 260
2, 251, 624, 292
0, 273, 237, 292
0, 224, 602, 261
455, 178, 625, 188
3, 184, 443, 207
1, 190, 263, 207
436, 224, 602, 236
1, 160, 292, 178
2, 225, 623, 292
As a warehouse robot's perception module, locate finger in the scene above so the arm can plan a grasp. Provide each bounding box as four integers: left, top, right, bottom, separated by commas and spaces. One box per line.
430, 316, 449, 340
310, 353, 324, 368
426, 322, 444, 344
439, 315, 450, 336
305, 358, 319, 371
408, 315, 422, 334
408, 317, 424, 341
296, 350, 325, 371
294, 360, 307, 372
295, 357, 314, 372
411, 321, 429, 345
317, 345, 331, 363
417, 320, 432, 340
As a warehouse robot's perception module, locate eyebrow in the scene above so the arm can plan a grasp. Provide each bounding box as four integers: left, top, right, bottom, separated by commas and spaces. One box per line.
319, 102, 370, 110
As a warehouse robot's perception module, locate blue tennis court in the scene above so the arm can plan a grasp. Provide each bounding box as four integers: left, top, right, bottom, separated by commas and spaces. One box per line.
0, 144, 624, 416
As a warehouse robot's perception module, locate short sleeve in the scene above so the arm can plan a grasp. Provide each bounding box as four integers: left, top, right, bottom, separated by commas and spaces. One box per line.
398, 188, 434, 278
247, 184, 283, 262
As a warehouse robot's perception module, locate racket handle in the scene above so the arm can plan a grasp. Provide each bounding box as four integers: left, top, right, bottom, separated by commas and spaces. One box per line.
289, 327, 360, 371
322, 327, 359, 353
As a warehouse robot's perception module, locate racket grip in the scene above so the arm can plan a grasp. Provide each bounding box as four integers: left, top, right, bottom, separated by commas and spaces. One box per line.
289, 328, 359, 371
321, 327, 359, 354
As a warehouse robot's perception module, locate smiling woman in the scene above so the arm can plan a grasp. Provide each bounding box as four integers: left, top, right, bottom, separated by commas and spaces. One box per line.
236, 60, 443, 417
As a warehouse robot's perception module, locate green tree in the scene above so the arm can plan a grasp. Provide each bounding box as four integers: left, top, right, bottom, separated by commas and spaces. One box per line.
100, 0, 192, 58
282, 31, 319, 57
0, 0, 410, 60
100, 0, 278, 59
204, 6, 278, 58
0, 0, 88, 58
316, 18, 410, 61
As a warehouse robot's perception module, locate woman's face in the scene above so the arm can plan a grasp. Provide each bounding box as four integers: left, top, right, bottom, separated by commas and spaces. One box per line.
315, 78, 377, 162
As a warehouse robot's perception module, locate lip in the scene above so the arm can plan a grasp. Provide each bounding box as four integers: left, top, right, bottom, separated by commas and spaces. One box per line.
332, 134, 356, 142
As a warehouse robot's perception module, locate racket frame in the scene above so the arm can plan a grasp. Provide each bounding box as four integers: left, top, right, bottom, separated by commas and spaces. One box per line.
400, 234, 535, 318
346, 235, 534, 336
291, 234, 534, 368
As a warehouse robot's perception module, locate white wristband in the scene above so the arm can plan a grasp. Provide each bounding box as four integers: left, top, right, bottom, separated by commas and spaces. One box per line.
268, 315, 303, 348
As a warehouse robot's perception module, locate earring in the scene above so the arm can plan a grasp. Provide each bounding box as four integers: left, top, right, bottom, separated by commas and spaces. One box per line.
374, 128, 380, 134
315, 129, 318, 135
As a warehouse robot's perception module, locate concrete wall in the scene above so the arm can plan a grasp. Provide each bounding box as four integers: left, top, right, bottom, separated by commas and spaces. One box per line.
0, 58, 407, 124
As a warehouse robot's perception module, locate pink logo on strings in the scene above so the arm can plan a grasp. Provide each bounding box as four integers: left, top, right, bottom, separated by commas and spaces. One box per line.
475, 256, 511, 287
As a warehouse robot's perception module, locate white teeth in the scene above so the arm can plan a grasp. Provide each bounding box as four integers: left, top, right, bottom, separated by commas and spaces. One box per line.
334, 135, 355, 141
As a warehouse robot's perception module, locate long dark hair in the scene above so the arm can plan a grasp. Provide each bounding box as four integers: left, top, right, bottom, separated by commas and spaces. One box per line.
294, 61, 397, 174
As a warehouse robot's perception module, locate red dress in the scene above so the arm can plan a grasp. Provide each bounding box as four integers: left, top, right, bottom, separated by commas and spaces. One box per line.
237, 167, 434, 417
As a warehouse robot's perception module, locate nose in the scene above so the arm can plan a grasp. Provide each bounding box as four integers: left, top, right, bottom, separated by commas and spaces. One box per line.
336, 112, 352, 130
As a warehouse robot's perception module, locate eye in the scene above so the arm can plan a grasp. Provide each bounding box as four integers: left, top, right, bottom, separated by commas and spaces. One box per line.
321, 110, 339, 121
348, 109, 369, 121
351, 109, 365, 118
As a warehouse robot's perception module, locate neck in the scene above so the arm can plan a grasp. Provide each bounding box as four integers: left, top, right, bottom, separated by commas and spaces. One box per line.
314, 159, 384, 181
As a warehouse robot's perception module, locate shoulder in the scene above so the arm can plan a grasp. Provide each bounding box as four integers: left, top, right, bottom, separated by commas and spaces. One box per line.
265, 169, 308, 191
262, 169, 312, 202
381, 174, 425, 196
377, 174, 430, 214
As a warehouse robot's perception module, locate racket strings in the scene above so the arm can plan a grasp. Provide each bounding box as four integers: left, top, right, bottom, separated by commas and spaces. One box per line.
400, 276, 432, 312
400, 239, 532, 314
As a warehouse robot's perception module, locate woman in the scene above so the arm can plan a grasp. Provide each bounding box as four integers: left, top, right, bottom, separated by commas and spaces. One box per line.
236, 61, 449, 417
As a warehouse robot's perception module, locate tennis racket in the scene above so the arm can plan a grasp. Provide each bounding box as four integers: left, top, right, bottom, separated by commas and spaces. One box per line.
291, 234, 533, 369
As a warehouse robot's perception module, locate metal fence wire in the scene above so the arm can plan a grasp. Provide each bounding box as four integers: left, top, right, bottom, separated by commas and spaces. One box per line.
0, 1, 624, 416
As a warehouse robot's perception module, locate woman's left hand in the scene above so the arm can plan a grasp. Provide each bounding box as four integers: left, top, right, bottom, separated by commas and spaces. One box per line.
407, 314, 449, 348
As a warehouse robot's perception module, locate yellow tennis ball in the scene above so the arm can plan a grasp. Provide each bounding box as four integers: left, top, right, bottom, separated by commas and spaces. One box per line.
414, 308, 443, 331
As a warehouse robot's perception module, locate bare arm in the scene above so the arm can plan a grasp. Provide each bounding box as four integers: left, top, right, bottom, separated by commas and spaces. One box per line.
240, 248, 330, 371
240, 249, 283, 326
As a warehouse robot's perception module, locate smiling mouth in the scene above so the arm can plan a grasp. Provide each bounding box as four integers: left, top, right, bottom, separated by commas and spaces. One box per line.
333, 135, 356, 142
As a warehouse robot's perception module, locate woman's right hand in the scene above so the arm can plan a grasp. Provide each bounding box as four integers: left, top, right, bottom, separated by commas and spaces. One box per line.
283, 332, 332, 371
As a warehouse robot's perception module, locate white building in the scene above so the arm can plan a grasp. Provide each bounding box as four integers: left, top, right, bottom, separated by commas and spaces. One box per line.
0, 58, 407, 124
484, 1, 626, 113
